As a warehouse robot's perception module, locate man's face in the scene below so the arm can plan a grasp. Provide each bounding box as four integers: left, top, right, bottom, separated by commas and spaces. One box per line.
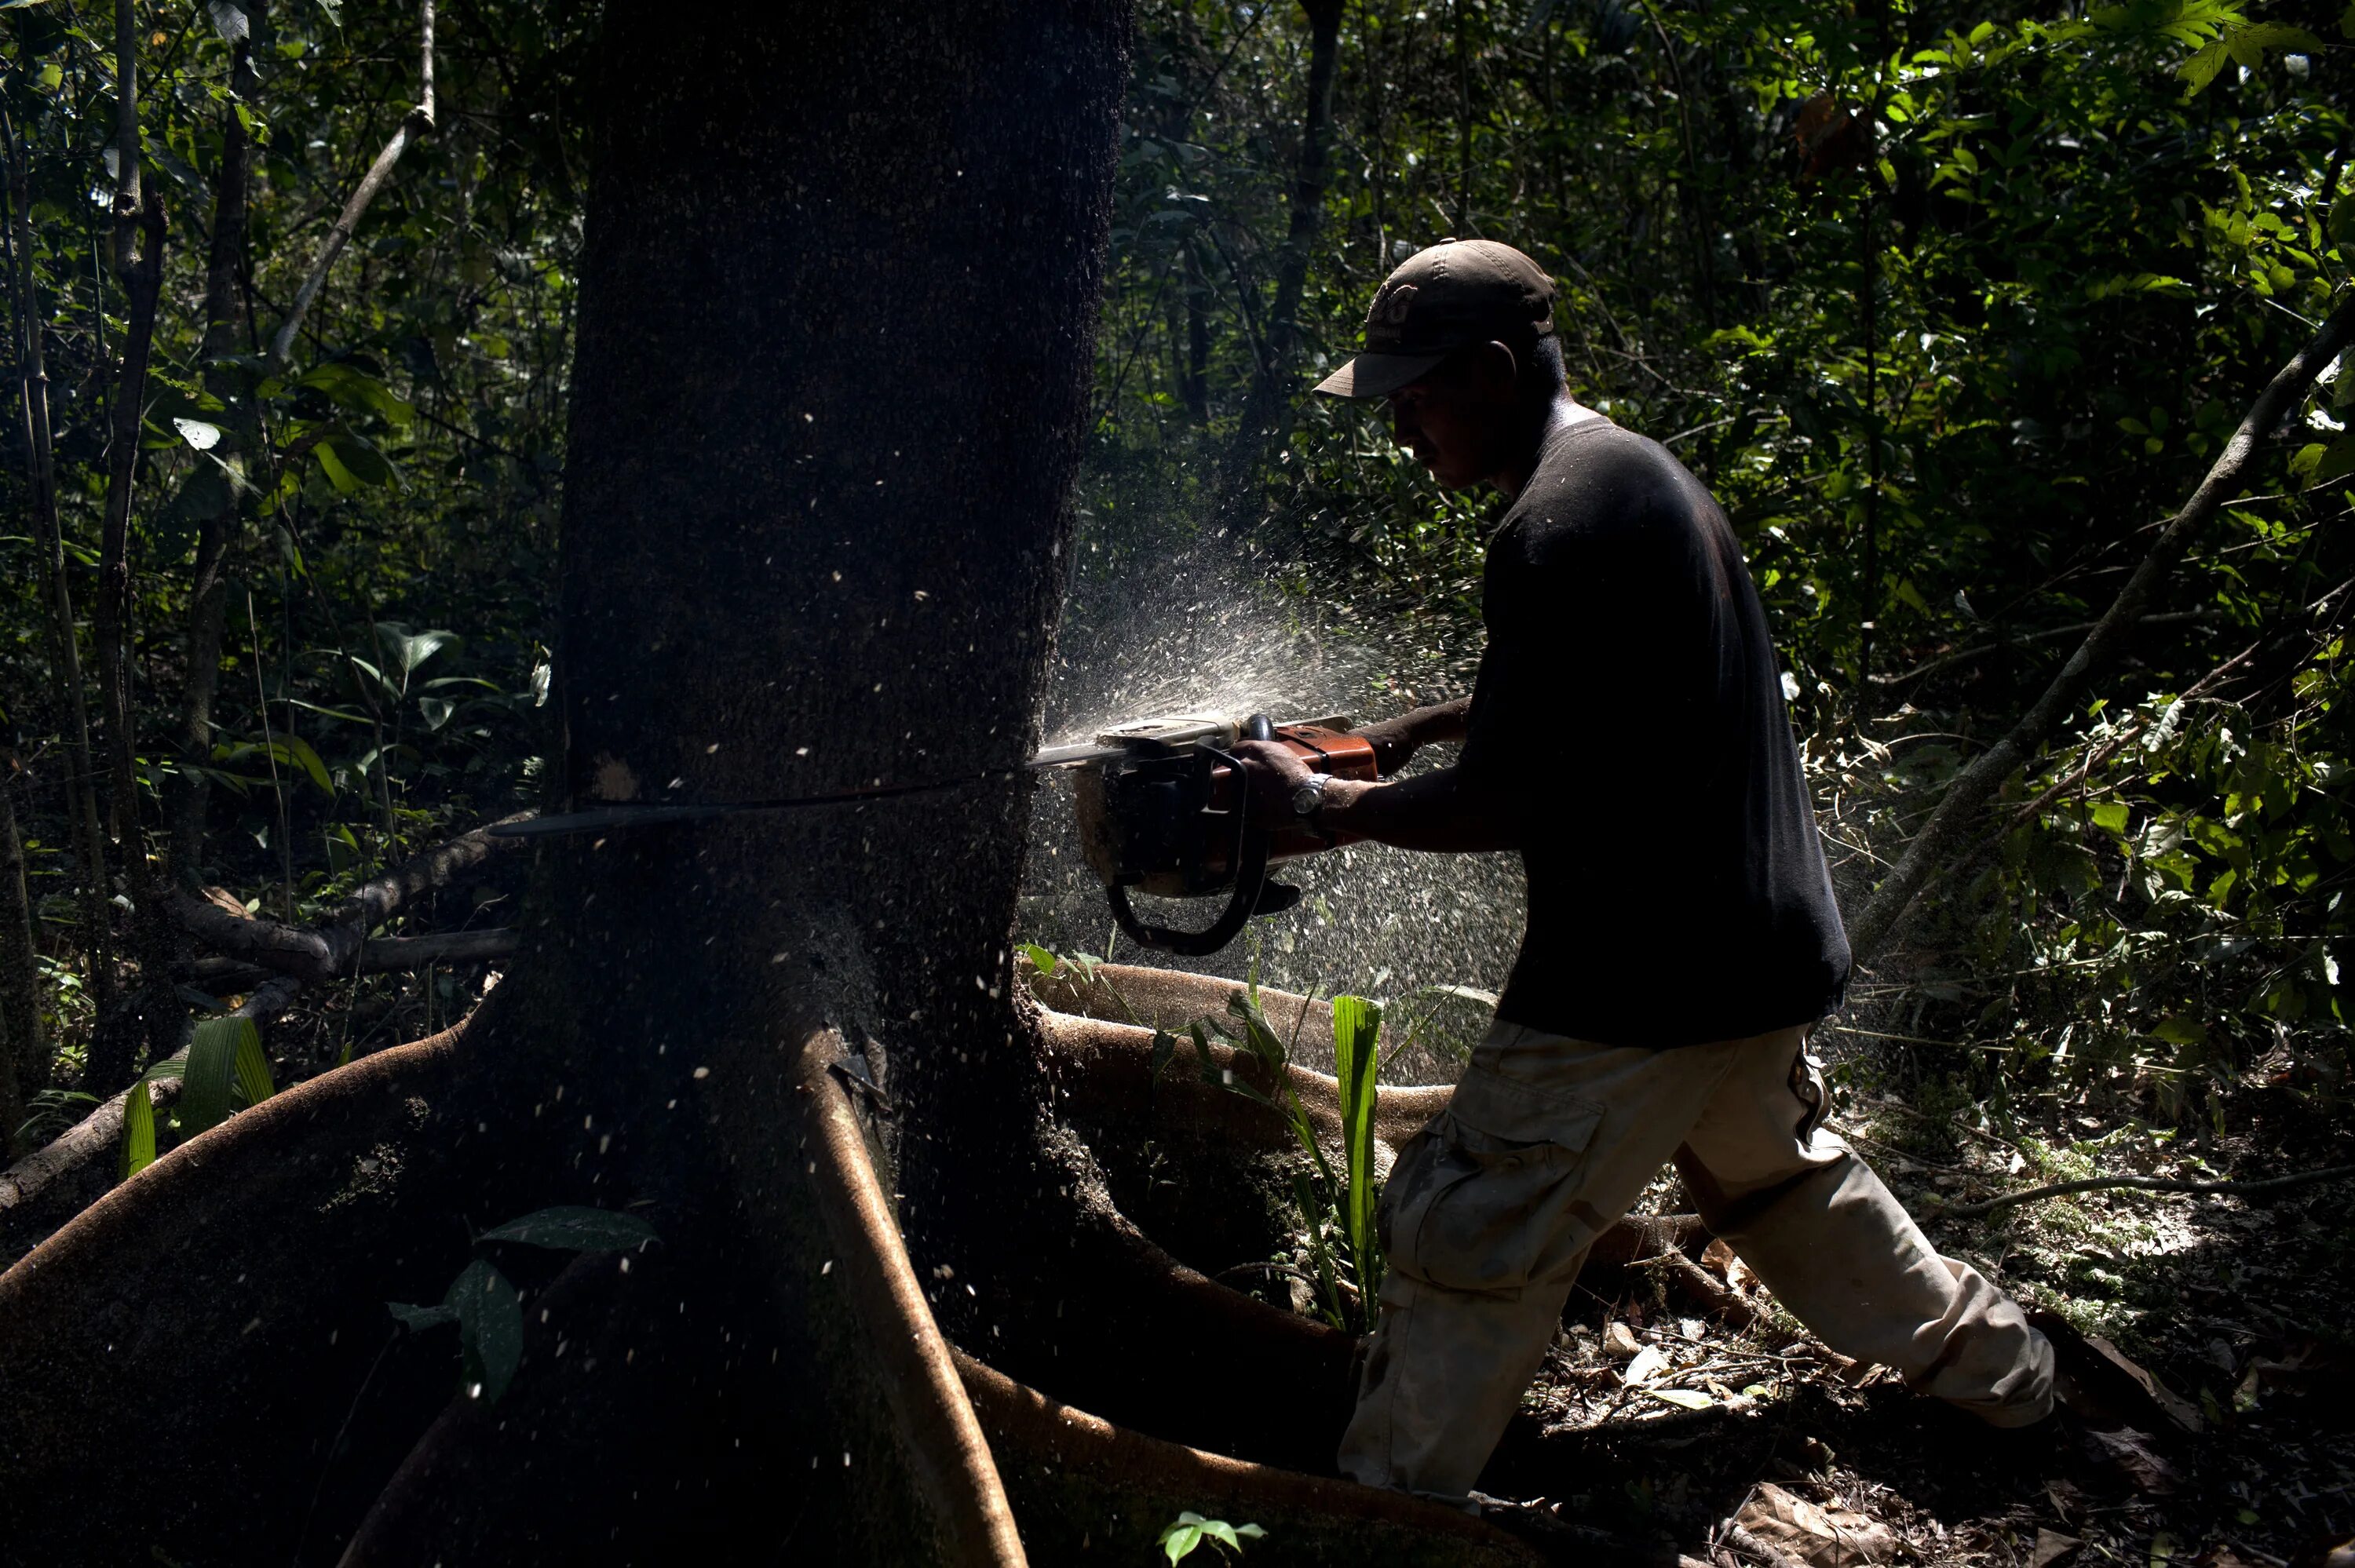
1383, 344, 1517, 490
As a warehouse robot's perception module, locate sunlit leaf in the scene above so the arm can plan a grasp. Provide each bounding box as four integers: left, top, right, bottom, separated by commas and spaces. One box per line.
180, 1016, 257, 1138
120, 1081, 155, 1180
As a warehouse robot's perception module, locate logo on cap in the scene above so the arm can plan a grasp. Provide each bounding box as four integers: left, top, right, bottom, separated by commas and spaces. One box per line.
1366, 282, 1418, 347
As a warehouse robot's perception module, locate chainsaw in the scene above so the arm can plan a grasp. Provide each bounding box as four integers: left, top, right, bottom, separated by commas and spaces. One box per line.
493, 710, 1376, 957
1057, 713, 1376, 956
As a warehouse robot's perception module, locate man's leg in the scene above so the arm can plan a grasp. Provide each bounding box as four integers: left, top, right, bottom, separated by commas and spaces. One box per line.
1338, 1023, 1764, 1499
1675, 1037, 2054, 1427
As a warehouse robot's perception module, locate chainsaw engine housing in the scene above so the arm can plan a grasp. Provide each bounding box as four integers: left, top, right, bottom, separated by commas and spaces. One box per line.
1074, 715, 1376, 899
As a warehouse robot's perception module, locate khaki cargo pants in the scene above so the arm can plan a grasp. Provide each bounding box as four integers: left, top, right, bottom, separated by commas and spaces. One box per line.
1338, 1021, 2054, 1500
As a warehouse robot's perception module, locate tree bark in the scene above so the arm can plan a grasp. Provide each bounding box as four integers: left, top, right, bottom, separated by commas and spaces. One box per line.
1847, 291, 2355, 965
1218, 0, 1345, 509
0, 779, 37, 1158
92, 78, 181, 1087
168, 6, 263, 883
5, 112, 115, 1042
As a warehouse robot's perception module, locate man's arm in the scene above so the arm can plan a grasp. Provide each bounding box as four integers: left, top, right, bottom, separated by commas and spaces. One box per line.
1353, 697, 1471, 775
1232, 742, 1521, 853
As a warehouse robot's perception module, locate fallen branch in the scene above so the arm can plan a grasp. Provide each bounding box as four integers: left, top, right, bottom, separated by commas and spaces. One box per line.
1868, 610, 2221, 687
264, 0, 436, 369
1935, 1162, 2355, 1220
1848, 292, 2355, 965
0, 975, 299, 1220
169, 812, 527, 983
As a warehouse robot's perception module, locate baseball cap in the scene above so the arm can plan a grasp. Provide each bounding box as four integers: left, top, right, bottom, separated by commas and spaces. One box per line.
1313, 239, 1558, 400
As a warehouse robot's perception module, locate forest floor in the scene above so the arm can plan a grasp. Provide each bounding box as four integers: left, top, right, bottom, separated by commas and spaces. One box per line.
1466, 1076, 2355, 1568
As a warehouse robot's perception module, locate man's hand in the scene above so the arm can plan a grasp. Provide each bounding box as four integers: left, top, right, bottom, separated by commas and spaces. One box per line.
1231, 738, 1315, 821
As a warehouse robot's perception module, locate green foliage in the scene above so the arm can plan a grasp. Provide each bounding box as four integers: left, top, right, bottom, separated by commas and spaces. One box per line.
1207, 977, 1386, 1333
1159, 1511, 1266, 1563
1329, 994, 1384, 1312
389, 1205, 659, 1407
119, 1015, 278, 1173
4, 0, 579, 1094
119, 1082, 155, 1181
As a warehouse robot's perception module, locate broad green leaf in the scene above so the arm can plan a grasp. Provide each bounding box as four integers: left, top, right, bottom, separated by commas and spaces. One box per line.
447, 1258, 524, 1403
1330, 994, 1383, 1305
313, 439, 363, 494
181, 1016, 257, 1137
298, 360, 416, 425
1020, 943, 1058, 976
120, 1081, 156, 1180
2090, 800, 2132, 835
479, 1205, 659, 1253
388, 628, 461, 680
279, 734, 334, 794
388, 1300, 456, 1331
233, 1026, 276, 1108
2311, 433, 2355, 485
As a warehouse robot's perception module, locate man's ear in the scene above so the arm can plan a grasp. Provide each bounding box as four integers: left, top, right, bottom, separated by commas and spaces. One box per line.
1477, 339, 1519, 395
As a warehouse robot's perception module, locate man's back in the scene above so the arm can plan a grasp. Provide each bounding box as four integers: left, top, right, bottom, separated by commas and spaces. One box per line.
1456, 419, 1849, 1046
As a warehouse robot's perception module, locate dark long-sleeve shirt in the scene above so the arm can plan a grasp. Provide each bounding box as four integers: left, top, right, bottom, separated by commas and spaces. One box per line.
1455, 419, 1850, 1046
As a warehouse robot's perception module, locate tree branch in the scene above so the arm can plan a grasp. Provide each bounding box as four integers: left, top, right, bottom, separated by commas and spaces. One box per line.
167, 812, 527, 983
1935, 1163, 2355, 1220
1848, 292, 2355, 965
263, 0, 436, 370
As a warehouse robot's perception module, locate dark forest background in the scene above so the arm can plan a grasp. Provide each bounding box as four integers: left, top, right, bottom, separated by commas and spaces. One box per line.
4, 0, 2349, 1256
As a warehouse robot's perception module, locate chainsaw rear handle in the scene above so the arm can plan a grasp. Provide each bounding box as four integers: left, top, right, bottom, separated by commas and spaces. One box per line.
1107, 820, 1271, 957
1107, 717, 1276, 957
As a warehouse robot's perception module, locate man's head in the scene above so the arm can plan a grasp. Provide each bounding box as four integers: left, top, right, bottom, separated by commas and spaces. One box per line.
1315, 239, 1567, 491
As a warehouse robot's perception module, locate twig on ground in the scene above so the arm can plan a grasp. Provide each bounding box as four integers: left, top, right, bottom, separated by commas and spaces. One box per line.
1936, 1163, 2355, 1220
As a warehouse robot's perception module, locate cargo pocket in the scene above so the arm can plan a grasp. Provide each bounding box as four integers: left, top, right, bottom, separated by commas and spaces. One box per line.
1381, 1063, 1605, 1298
1788, 1045, 1831, 1149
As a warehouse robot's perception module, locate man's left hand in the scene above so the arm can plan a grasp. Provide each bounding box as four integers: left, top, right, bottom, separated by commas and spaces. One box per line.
1231, 738, 1314, 820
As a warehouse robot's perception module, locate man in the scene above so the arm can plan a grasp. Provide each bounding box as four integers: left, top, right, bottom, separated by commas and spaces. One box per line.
1233, 239, 2054, 1504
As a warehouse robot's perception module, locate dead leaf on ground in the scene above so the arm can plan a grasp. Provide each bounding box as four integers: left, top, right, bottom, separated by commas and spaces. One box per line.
2082, 1426, 2181, 1496
2083, 1332, 2204, 1433
1735, 1482, 1901, 1568
1605, 1320, 1642, 1360
1625, 1344, 1669, 1387
2031, 1530, 2083, 1568
1704, 1236, 1764, 1296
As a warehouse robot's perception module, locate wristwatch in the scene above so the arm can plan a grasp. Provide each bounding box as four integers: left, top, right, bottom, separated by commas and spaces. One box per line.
1288, 772, 1330, 820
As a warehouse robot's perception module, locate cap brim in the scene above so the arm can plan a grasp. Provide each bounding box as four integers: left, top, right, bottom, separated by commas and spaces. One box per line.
1312, 350, 1449, 400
